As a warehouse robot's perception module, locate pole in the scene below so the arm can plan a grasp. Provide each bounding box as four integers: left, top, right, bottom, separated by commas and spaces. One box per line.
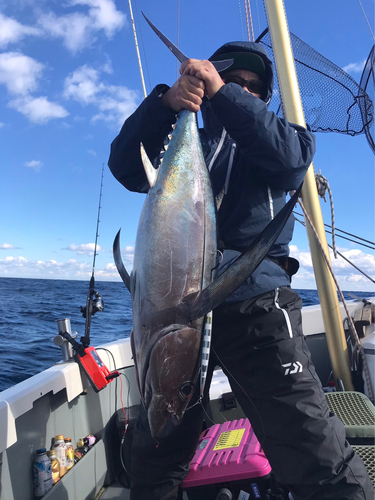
263, 0, 354, 390
128, 0, 147, 98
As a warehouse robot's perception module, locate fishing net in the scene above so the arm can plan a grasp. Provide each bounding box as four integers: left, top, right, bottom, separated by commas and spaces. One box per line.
256, 30, 374, 153
359, 45, 375, 153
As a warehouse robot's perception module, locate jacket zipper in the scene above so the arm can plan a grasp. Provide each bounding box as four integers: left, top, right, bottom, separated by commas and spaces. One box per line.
224, 143, 236, 194
208, 128, 227, 172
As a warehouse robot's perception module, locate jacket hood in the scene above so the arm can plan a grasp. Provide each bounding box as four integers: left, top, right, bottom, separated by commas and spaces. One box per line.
209, 41, 273, 103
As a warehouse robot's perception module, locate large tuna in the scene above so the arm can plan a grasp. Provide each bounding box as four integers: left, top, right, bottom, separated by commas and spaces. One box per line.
114, 109, 301, 438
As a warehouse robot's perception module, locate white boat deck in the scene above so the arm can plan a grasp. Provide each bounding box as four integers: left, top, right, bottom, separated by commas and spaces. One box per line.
99, 483, 130, 500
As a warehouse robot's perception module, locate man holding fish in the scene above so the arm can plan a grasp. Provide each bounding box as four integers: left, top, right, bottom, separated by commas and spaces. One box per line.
109, 41, 373, 500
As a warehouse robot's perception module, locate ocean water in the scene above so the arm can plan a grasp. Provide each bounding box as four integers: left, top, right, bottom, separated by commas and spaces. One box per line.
0, 277, 373, 392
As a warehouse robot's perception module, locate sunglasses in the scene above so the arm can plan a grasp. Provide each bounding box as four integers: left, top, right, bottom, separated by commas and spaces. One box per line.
222, 75, 265, 95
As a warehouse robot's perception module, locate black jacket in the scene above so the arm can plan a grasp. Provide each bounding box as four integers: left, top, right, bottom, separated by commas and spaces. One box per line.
108, 42, 316, 302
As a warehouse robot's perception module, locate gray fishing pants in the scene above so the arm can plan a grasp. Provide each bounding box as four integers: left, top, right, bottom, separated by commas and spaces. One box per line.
129, 287, 374, 500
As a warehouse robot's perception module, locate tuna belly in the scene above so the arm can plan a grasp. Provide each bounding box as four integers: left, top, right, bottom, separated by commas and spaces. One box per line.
145, 326, 201, 438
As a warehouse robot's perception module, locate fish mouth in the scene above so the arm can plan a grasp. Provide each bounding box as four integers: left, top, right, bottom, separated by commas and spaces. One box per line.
144, 326, 201, 438
148, 397, 183, 438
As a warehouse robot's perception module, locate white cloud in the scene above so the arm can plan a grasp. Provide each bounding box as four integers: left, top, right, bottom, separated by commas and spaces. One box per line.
290, 245, 375, 292
24, 160, 43, 172
0, 13, 42, 48
38, 0, 126, 54
0, 52, 44, 95
121, 245, 134, 264
9, 96, 69, 123
87, 149, 97, 156
70, 0, 125, 35
0, 255, 93, 280
0, 243, 19, 250
64, 64, 139, 128
342, 60, 366, 74
65, 243, 104, 255
38, 12, 93, 55
64, 65, 101, 103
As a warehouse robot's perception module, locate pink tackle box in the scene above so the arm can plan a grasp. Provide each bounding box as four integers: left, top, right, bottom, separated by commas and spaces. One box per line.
182, 418, 272, 499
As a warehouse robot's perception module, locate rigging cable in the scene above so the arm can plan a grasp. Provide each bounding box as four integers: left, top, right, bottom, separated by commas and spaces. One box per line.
293, 213, 375, 249
237, 0, 245, 42
295, 194, 374, 403
294, 216, 375, 284
358, 0, 375, 42
255, 0, 261, 40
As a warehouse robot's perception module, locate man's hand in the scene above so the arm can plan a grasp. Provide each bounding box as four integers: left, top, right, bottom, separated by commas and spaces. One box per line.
161, 59, 225, 112
181, 59, 225, 99
161, 73, 205, 113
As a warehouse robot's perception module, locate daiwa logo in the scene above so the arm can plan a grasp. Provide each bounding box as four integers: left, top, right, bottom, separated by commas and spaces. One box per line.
282, 361, 303, 376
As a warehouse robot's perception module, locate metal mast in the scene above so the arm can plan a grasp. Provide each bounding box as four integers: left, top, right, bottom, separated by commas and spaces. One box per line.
263, 0, 354, 390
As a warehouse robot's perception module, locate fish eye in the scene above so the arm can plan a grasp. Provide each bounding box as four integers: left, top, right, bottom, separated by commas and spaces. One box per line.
179, 382, 194, 400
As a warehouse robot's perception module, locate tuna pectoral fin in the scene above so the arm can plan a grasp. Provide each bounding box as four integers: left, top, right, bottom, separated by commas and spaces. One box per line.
140, 143, 158, 189
184, 185, 302, 321
113, 229, 131, 292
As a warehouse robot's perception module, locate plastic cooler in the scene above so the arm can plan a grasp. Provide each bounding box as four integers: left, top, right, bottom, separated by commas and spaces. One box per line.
182, 418, 272, 499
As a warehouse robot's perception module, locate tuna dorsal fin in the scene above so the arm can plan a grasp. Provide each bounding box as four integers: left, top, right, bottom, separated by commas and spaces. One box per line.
113, 229, 131, 292
182, 185, 302, 321
140, 142, 158, 189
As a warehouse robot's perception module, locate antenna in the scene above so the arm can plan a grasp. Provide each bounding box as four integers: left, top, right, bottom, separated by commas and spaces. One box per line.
128, 0, 147, 98
80, 163, 105, 347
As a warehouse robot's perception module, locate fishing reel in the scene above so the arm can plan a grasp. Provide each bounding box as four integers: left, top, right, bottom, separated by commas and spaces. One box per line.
80, 289, 104, 318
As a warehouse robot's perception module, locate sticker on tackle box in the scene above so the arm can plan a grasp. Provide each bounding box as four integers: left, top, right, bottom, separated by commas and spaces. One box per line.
213, 428, 246, 450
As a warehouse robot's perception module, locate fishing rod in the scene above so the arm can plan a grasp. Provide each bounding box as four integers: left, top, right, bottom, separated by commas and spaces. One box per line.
80, 163, 105, 348
55, 163, 119, 392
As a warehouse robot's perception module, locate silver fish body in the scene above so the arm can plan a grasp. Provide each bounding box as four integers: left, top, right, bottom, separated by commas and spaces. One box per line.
131, 110, 216, 438
114, 111, 303, 437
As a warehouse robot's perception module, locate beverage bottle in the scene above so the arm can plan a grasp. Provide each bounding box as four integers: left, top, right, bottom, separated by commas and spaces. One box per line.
53, 435, 67, 477
74, 448, 84, 464
64, 438, 74, 471
47, 449, 60, 484
33, 448, 53, 498
77, 434, 96, 448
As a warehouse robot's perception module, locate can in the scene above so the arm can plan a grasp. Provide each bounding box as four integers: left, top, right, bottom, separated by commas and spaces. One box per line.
77, 434, 96, 448
47, 449, 60, 484
65, 438, 74, 470
53, 435, 67, 477
33, 448, 53, 498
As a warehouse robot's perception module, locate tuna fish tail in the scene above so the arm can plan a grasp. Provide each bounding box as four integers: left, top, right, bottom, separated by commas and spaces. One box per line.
113, 229, 131, 292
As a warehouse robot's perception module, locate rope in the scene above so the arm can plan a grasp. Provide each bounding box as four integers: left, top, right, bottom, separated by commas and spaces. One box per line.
296, 195, 374, 403
315, 170, 337, 258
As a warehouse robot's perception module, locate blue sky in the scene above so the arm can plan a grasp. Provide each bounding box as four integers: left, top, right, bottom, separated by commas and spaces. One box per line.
0, 0, 374, 291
